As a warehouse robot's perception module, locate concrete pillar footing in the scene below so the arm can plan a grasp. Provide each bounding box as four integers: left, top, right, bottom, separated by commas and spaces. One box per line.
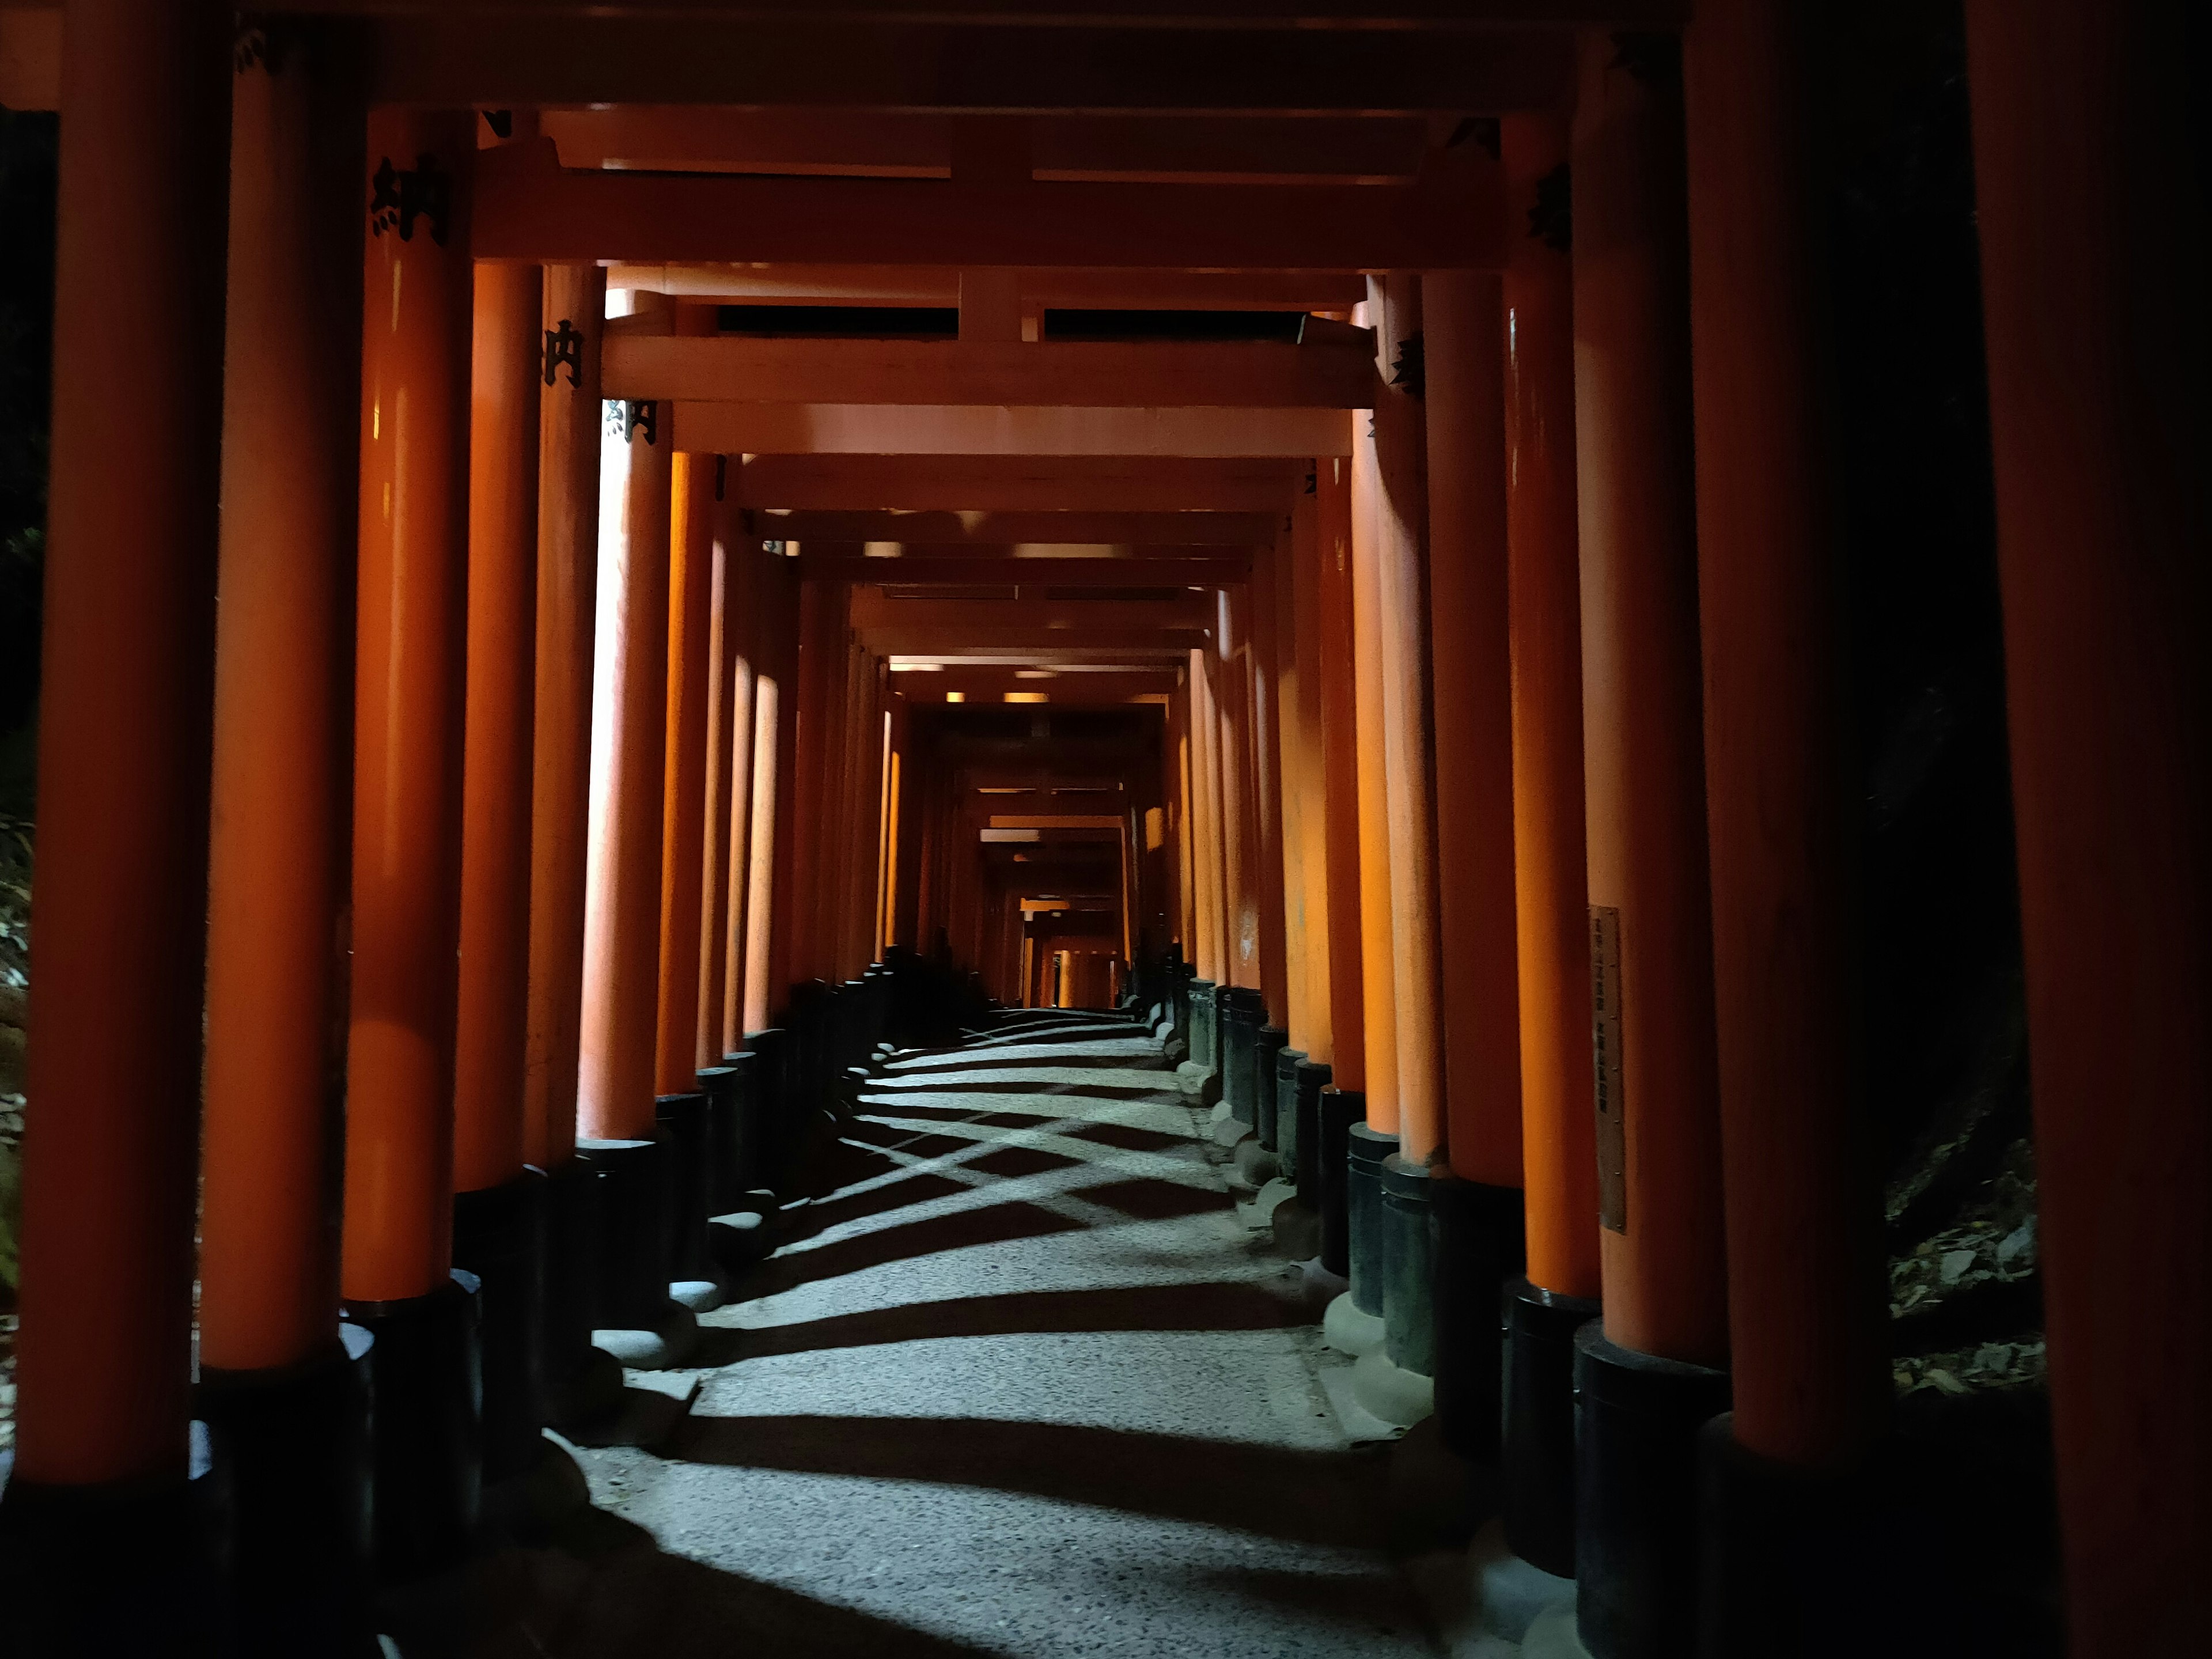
1353, 1346, 1435, 1429
1323, 1289, 1387, 1357
1465, 1517, 1578, 1644
592, 1300, 700, 1370
478, 1433, 591, 1546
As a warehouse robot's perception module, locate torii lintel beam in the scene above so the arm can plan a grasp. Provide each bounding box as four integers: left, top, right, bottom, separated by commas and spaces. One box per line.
672, 402, 1350, 458
472, 142, 1503, 271
603, 335, 1378, 410
749, 510, 1274, 546
802, 555, 1251, 589
734, 455, 1306, 513
364, 18, 1575, 115
610, 265, 1368, 313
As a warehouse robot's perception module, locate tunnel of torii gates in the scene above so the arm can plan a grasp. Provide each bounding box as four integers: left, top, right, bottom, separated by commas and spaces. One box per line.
0, 1, 2202, 1657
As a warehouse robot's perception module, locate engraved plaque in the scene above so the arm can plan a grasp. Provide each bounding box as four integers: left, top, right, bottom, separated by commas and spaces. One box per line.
1590, 905, 1627, 1233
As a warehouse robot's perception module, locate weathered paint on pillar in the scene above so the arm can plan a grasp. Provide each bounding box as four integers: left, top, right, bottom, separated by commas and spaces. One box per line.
1685, 0, 1890, 1470
578, 391, 672, 1142
452, 249, 542, 1196
1351, 310, 1402, 1135
1572, 31, 1729, 1367
1188, 650, 1228, 984
1424, 268, 1524, 1190
1502, 113, 1601, 1302
1213, 592, 1260, 991
700, 476, 747, 1065
654, 447, 715, 1096
1314, 456, 1368, 1088
341, 110, 476, 1306
199, 26, 360, 1378
1964, 1, 2211, 1642
1248, 558, 1291, 1024
743, 560, 794, 1033
524, 262, 605, 1169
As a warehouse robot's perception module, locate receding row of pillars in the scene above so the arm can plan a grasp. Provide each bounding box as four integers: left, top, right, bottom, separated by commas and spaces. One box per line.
1151, 11, 2207, 1659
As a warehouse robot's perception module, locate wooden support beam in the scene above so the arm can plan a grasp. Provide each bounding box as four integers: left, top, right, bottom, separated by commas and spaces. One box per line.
806, 554, 1247, 589
366, 17, 1573, 115
752, 509, 1272, 546
609, 264, 1368, 312
605, 334, 1375, 410
548, 109, 1431, 184
473, 140, 1502, 271
852, 590, 1211, 632
241, 2, 1690, 24
736, 454, 1305, 513
897, 669, 1177, 704
673, 401, 1351, 458
863, 630, 1202, 657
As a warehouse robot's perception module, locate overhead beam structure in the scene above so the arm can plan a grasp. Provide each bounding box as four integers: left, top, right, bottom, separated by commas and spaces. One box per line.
734, 455, 1306, 514
751, 510, 1273, 546
673, 402, 1350, 458
473, 142, 1503, 271
803, 554, 1250, 589
366, 19, 1575, 114
603, 335, 1377, 410
609, 265, 1368, 312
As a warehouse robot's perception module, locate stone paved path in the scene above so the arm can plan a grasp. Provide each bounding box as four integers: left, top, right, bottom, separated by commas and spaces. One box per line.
548, 1008, 1439, 1658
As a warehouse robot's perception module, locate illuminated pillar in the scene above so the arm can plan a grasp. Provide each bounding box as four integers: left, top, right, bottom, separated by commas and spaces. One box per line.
1571, 33, 1731, 1658
1499, 109, 1603, 1579
450, 189, 547, 1491
1421, 266, 1528, 1462
575, 378, 692, 1362
524, 262, 611, 1428
192, 24, 369, 1649
343, 107, 482, 1580
656, 447, 715, 1097
1963, 2, 2211, 1649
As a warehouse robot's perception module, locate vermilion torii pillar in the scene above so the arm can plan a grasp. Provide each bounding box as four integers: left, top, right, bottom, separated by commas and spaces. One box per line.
1963, 2, 2210, 1649
525, 262, 609, 1425
1313, 456, 1369, 1099
656, 446, 717, 1098
705, 482, 754, 1066
343, 107, 482, 1578
1499, 109, 1603, 1578
450, 140, 548, 1493
1570, 32, 1731, 1659
1682, 3, 1893, 1647
186, 18, 367, 1649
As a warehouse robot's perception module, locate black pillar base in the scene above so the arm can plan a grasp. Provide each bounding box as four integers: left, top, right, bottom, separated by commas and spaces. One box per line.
343, 1271, 484, 1585
451, 1169, 548, 1484
195, 1328, 376, 1658
695, 1060, 742, 1213
1188, 979, 1217, 1075
1293, 1059, 1332, 1202
1502, 1277, 1601, 1578
1697, 1414, 1923, 1659
0, 1465, 224, 1658
573, 1137, 670, 1331
654, 1091, 721, 1300
541, 1156, 623, 1431
1253, 1024, 1288, 1149
1317, 1084, 1358, 1278
1272, 1046, 1305, 1166
1379, 1153, 1436, 1377
1221, 989, 1262, 1126
1346, 1118, 1397, 1317
1430, 1177, 1526, 1464
744, 1027, 791, 1188
1574, 1325, 1730, 1659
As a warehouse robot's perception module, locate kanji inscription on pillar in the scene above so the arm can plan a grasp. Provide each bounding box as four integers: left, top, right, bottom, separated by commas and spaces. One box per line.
1590, 904, 1627, 1233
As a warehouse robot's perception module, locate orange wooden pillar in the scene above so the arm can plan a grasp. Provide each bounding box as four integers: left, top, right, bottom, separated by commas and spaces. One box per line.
1314, 457, 1369, 1096
1498, 111, 1604, 1578
1421, 265, 1531, 1460
578, 393, 672, 1143
199, 30, 358, 1388
449, 128, 552, 1491
656, 447, 716, 1099
1962, 4, 2210, 1649
740, 569, 788, 1037
1681, 6, 1895, 1644
343, 108, 482, 1577
703, 479, 752, 1066
0, 2, 229, 1628
1248, 559, 1291, 1031
1570, 32, 1732, 1657
1349, 404, 1401, 1139
525, 262, 608, 1425
1423, 270, 1524, 1192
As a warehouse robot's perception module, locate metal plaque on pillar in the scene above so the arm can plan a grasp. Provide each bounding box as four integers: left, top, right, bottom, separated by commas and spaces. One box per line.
1590, 905, 1627, 1233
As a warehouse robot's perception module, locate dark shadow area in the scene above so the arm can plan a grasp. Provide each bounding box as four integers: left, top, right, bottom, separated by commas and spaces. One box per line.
669, 1414, 1390, 1553
964, 1142, 1084, 1180
1060, 1119, 1192, 1155
1080, 1177, 1230, 1223
745, 1198, 1089, 1296
774, 1167, 974, 1244
866, 1077, 1183, 1103
388, 1504, 1006, 1658
883, 1051, 1168, 1077
1191, 1563, 1427, 1636
687, 1277, 1312, 1365
849, 1103, 1058, 1131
